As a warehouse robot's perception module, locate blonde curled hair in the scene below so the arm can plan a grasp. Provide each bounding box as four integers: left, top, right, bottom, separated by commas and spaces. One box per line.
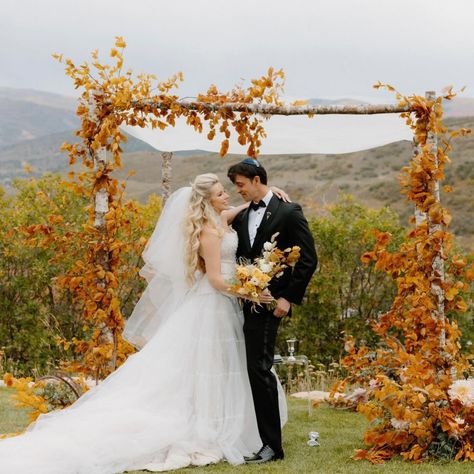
183, 173, 224, 285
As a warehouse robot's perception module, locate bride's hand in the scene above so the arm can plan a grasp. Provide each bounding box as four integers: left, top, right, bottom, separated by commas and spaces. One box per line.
257, 289, 274, 305
270, 186, 291, 203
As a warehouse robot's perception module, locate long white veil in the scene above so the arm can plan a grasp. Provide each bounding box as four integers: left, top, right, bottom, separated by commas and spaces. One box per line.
122, 185, 288, 427
123, 187, 192, 348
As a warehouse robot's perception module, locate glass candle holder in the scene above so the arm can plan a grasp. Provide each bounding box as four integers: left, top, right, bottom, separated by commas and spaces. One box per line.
286, 338, 298, 361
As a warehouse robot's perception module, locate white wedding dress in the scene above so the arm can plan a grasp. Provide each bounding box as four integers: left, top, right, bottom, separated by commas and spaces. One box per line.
0, 228, 287, 474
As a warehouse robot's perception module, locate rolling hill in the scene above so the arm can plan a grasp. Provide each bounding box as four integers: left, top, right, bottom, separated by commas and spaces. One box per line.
1, 87, 473, 250
110, 118, 474, 250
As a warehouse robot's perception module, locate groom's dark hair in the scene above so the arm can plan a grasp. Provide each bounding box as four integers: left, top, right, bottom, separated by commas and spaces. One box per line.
227, 159, 268, 185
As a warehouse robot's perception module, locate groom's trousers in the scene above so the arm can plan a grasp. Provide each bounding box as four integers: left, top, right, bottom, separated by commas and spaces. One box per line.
243, 308, 283, 456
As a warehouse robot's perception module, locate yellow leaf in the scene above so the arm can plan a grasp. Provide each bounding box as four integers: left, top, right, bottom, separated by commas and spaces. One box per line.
115, 36, 126, 48
445, 287, 459, 301
442, 210, 452, 226
451, 256, 467, 268
454, 298, 467, 312
291, 99, 309, 107
93, 292, 104, 302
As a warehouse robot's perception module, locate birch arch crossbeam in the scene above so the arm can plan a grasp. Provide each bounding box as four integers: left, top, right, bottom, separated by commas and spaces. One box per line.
132, 99, 413, 116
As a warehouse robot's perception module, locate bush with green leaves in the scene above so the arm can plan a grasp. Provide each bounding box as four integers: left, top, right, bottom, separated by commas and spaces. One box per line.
0, 174, 160, 377
277, 195, 405, 366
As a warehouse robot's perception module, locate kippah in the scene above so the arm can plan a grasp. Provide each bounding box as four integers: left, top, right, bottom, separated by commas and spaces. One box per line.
242, 158, 261, 167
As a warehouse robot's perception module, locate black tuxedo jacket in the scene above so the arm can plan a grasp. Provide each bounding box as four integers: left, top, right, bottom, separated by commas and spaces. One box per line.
232, 195, 318, 305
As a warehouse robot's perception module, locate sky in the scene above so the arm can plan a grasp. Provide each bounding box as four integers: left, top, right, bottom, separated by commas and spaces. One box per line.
2, 0, 474, 153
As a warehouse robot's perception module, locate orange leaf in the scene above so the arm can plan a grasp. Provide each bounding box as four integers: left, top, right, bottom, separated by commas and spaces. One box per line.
3, 373, 14, 387
219, 139, 229, 157
453, 298, 467, 312
361, 252, 375, 264
115, 36, 126, 48
451, 256, 467, 269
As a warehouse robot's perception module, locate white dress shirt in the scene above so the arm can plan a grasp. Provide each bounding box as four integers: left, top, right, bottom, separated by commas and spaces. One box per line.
248, 190, 273, 247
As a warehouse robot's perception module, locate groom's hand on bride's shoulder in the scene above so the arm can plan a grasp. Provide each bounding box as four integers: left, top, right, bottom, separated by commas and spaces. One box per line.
273, 297, 290, 318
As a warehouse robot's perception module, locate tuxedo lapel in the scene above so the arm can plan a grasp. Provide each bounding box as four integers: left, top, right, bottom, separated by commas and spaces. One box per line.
251, 195, 280, 254
240, 206, 252, 254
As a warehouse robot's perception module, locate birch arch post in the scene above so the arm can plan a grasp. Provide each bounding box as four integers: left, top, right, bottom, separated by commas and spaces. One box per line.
160, 152, 173, 204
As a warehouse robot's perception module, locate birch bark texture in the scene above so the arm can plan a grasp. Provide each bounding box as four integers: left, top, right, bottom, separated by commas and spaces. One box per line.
424, 91, 446, 352
131, 100, 412, 116
161, 151, 173, 205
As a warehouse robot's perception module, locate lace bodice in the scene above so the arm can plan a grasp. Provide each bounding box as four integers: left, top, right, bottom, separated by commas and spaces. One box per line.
220, 230, 238, 279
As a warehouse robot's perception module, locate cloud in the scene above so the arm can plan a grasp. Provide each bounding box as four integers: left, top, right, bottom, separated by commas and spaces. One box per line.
2, 0, 474, 98
1, 0, 471, 153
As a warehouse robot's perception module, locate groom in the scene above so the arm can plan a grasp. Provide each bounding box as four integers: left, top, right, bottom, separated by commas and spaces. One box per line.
228, 158, 318, 464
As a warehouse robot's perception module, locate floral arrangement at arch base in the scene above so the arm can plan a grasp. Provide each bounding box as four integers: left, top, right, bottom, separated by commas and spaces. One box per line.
332, 85, 474, 463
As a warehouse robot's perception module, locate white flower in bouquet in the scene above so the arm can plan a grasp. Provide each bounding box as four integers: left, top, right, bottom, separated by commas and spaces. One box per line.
250, 277, 260, 286
258, 262, 274, 274
448, 379, 474, 407
263, 241, 276, 251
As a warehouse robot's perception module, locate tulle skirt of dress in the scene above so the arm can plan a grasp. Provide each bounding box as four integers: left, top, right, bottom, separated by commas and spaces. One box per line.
0, 275, 280, 474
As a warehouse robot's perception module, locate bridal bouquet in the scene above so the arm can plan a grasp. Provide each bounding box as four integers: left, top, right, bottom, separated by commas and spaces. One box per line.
228, 233, 300, 304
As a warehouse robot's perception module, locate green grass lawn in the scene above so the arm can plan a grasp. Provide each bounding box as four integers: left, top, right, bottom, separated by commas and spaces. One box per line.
0, 386, 31, 434
1, 387, 472, 473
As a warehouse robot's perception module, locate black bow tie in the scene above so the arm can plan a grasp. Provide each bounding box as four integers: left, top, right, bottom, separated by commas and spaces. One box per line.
250, 200, 266, 211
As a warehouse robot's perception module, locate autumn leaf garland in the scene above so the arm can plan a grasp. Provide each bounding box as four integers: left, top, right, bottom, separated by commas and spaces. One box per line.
340, 85, 473, 463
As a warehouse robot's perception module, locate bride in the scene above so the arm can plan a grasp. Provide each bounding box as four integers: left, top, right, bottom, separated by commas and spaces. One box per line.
0, 173, 288, 474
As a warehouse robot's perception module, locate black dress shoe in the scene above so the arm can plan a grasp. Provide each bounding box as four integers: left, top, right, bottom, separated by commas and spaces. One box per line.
244, 445, 284, 464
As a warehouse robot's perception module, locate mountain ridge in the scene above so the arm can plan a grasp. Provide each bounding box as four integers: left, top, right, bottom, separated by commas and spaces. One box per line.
1, 87, 473, 250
